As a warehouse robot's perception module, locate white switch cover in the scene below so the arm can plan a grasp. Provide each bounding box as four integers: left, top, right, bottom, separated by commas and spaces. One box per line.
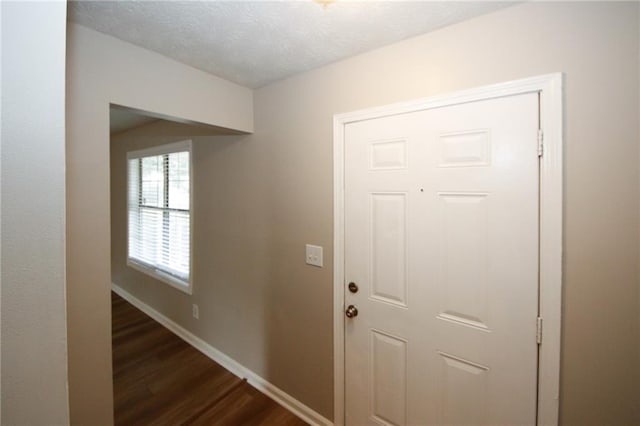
192, 304, 199, 319
305, 244, 323, 267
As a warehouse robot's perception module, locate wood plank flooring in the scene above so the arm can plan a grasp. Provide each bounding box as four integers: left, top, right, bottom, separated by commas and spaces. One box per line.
112, 291, 308, 426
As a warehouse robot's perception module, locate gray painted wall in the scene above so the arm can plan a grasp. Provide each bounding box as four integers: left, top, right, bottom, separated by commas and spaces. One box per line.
1, 2, 69, 424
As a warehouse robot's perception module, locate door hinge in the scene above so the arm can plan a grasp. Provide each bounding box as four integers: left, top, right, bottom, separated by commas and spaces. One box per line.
537, 129, 544, 157
536, 317, 543, 345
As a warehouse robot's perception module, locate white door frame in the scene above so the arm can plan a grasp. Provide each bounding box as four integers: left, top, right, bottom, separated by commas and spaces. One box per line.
333, 73, 563, 426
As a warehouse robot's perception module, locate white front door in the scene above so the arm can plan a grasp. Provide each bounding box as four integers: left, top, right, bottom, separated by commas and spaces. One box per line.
344, 93, 540, 425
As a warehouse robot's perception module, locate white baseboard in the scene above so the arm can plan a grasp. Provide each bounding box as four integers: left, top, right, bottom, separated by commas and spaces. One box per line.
112, 284, 332, 426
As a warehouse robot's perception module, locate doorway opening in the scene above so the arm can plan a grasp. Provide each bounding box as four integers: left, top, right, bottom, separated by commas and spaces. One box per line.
108, 105, 278, 423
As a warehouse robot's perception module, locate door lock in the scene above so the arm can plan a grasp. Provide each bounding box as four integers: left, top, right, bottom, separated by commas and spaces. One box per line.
345, 305, 358, 318
348, 282, 359, 293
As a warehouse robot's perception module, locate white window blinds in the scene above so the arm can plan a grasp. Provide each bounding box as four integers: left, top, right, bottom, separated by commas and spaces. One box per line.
127, 141, 191, 289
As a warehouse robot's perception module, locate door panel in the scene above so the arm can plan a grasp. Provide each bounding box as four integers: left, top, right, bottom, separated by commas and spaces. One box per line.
437, 192, 490, 331
344, 93, 539, 425
371, 329, 408, 425
370, 192, 408, 307
438, 351, 489, 425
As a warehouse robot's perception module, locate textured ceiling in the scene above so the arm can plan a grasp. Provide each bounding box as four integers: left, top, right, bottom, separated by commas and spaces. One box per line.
69, 1, 515, 89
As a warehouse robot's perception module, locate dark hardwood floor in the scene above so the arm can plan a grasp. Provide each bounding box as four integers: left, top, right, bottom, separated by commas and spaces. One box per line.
112, 291, 308, 426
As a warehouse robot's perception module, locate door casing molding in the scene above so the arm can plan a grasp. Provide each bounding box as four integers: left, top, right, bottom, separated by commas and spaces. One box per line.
333, 73, 563, 426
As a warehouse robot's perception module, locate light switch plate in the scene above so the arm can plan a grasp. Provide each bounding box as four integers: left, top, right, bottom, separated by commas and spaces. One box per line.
192, 304, 199, 319
305, 244, 323, 267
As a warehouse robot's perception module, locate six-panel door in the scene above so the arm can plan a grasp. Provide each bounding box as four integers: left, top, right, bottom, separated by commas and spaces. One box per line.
344, 93, 540, 425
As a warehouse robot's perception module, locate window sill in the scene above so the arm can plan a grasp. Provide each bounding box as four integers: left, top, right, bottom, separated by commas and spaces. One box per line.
127, 259, 192, 295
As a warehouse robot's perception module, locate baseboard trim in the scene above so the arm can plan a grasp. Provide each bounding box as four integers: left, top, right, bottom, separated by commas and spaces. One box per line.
112, 284, 332, 426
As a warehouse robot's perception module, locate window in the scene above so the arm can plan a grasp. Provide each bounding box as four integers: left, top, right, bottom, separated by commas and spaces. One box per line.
127, 140, 192, 293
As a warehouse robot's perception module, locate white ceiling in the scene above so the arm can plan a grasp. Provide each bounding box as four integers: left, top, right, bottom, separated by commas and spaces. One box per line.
69, 1, 515, 89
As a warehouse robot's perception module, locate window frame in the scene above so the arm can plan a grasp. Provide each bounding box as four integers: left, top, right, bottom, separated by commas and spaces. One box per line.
126, 140, 193, 295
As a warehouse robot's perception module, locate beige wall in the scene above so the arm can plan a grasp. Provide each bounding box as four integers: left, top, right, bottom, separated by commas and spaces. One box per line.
1, 1, 69, 424
250, 2, 639, 422
66, 24, 253, 424
109, 1, 640, 424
